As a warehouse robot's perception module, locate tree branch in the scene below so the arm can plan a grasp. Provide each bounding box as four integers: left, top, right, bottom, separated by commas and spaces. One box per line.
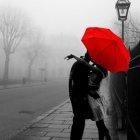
10, 35, 23, 53
0, 8, 27, 55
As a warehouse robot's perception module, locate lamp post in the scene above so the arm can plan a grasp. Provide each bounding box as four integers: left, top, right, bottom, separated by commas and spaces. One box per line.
115, 0, 131, 42
115, 0, 131, 130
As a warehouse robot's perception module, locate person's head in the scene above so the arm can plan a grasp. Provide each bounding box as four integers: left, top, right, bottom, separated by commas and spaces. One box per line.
84, 51, 91, 62
96, 63, 108, 78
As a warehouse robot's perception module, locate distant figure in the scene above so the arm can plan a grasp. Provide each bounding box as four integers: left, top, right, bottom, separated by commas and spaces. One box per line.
44, 77, 47, 82
22, 77, 27, 84
65, 52, 111, 140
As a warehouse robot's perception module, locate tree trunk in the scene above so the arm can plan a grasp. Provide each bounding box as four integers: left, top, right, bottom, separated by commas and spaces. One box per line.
27, 62, 33, 82
3, 53, 10, 87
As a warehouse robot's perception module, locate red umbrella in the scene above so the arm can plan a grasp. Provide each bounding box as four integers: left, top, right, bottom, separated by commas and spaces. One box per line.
81, 27, 130, 72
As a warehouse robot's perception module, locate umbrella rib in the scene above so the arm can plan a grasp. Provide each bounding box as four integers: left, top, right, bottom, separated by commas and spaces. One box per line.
92, 41, 117, 72
113, 42, 118, 71
81, 27, 130, 72
85, 36, 115, 41
117, 42, 130, 66
93, 40, 115, 59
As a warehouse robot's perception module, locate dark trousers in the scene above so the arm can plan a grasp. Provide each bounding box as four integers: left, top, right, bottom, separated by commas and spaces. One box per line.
70, 96, 91, 140
70, 115, 85, 140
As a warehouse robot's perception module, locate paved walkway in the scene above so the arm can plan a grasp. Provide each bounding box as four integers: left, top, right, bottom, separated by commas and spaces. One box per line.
10, 80, 120, 140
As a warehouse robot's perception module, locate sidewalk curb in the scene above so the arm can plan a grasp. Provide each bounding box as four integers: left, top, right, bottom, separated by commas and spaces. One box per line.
8, 99, 69, 140
30, 99, 70, 124
0, 82, 47, 91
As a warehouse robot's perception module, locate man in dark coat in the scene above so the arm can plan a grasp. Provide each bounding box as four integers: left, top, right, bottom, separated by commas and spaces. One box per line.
68, 52, 92, 140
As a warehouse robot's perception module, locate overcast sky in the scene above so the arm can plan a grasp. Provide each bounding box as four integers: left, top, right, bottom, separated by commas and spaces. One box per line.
0, 0, 139, 38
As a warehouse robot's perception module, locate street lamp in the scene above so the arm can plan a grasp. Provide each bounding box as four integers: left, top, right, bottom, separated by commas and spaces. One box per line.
115, 0, 131, 130
115, 0, 131, 41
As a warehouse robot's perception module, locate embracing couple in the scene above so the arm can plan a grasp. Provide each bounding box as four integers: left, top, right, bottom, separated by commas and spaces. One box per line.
65, 52, 112, 140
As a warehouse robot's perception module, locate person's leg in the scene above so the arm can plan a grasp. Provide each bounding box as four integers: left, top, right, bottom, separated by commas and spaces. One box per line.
96, 120, 112, 140
96, 120, 104, 140
70, 115, 85, 140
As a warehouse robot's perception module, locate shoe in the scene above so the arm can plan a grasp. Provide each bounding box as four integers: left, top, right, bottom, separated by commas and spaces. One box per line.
104, 130, 112, 140
99, 128, 112, 140
96, 120, 112, 140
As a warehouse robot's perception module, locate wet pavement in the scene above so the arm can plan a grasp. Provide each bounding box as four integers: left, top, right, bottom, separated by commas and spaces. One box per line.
10, 79, 121, 140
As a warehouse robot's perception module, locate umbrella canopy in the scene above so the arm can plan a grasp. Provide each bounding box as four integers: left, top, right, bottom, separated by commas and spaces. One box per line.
81, 27, 130, 72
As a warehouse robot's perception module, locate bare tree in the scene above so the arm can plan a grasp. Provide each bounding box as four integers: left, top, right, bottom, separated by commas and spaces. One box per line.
24, 30, 46, 81
0, 7, 28, 85
125, 13, 140, 48
113, 13, 140, 49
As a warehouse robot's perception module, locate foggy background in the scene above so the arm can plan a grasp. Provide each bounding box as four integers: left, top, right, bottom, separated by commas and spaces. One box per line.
0, 0, 140, 139
0, 0, 140, 82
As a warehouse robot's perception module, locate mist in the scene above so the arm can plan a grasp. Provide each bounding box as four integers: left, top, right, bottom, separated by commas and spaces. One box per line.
1, 0, 140, 139
0, 0, 140, 84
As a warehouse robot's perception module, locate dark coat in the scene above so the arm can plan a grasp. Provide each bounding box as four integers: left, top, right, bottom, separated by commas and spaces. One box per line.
69, 61, 92, 118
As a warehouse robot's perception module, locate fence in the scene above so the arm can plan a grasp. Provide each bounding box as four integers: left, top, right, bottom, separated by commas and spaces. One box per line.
110, 54, 140, 140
